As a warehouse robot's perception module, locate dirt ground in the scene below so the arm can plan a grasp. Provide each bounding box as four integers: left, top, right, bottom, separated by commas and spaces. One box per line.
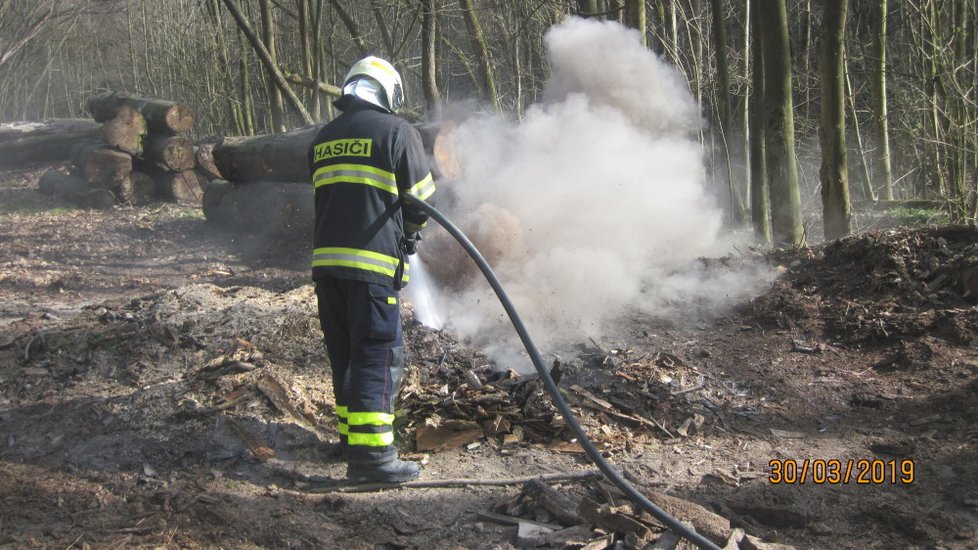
1, 162, 976, 550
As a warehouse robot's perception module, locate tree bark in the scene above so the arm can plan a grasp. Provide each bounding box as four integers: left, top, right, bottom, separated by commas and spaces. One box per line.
101, 104, 147, 155
38, 169, 116, 210
142, 134, 195, 171
212, 125, 320, 183
202, 179, 314, 241
748, 0, 770, 244
0, 119, 102, 167
86, 91, 194, 134
258, 0, 285, 132
759, 0, 803, 247
70, 142, 133, 190
871, 0, 893, 200
819, 0, 852, 241
421, 0, 442, 118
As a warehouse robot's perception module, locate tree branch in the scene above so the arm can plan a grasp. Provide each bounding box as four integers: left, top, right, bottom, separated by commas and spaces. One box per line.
221, 0, 314, 126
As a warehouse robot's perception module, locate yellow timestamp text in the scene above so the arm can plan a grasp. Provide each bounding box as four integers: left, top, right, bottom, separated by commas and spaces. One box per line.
768, 459, 915, 485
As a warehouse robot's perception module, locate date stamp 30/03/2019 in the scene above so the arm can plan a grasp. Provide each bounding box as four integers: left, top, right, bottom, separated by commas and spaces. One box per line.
768, 458, 915, 485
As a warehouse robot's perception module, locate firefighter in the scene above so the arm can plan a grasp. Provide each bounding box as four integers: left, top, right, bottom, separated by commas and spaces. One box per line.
309, 56, 436, 483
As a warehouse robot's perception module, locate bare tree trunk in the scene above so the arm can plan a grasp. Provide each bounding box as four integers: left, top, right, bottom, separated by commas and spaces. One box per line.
871, 0, 893, 200
259, 0, 286, 132
328, 0, 368, 57
819, 0, 852, 240
459, 0, 500, 110
222, 0, 313, 126
421, 0, 442, 118
624, 0, 647, 46
759, 0, 803, 247
748, 0, 770, 244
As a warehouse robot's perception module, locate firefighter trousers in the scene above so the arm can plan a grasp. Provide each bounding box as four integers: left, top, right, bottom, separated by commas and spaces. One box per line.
315, 275, 405, 465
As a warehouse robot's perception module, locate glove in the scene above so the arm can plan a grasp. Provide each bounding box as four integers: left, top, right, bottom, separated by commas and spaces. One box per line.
400, 233, 420, 256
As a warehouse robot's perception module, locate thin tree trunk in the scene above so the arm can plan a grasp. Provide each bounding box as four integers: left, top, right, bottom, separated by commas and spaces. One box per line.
420, 0, 442, 118
458, 0, 500, 110
871, 0, 893, 200
820, 0, 852, 240
624, 0, 647, 46
748, 0, 769, 243
222, 0, 314, 126
759, 0, 803, 247
844, 62, 876, 202
259, 0, 286, 132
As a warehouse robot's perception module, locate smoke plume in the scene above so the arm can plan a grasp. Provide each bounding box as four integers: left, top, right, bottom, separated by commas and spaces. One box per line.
413, 17, 773, 370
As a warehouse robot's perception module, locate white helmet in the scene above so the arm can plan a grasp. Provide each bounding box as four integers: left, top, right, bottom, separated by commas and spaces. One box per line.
341, 56, 404, 112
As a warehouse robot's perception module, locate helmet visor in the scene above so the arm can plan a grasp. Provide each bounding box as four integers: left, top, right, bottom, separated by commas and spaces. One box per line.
342, 76, 390, 111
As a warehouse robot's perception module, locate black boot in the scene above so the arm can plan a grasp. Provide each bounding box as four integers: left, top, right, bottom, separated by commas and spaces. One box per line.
347, 458, 421, 483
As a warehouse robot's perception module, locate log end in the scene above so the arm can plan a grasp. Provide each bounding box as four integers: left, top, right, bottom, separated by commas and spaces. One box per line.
166, 104, 195, 134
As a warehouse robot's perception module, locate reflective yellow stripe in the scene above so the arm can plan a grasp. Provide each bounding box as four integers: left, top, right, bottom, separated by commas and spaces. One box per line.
347, 411, 395, 426
313, 164, 397, 195
387, 296, 397, 305
337, 406, 348, 434
348, 431, 395, 447
312, 247, 399, 277
408, 173, 435, 201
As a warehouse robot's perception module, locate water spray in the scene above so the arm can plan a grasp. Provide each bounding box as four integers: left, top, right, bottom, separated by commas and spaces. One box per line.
404, 194, 722, 550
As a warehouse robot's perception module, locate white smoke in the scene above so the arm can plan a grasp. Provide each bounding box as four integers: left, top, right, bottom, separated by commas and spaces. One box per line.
417, 17, 773, 370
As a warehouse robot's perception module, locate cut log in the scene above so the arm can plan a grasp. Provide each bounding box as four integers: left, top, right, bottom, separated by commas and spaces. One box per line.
202, 179, 313, 240
142, 134, 195, 171
70, 142, 133, 189
118, 171, 156, 206
0, 119, 102, 167
101, 104, 147, 155
151, 168, 207, 206
38, 169, 116, 210
194, 141, 223, 181
211, 122, 457, 184
212, 126, 320, 183
86, 91, 194, 134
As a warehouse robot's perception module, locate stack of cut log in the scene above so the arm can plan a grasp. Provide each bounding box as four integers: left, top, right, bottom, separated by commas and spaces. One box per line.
34, 92, 216, 209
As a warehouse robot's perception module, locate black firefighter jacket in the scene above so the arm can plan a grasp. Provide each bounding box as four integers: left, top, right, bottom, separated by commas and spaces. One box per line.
308, 101, 436, 289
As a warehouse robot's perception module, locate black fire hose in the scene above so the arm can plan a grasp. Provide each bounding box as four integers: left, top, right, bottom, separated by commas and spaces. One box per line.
403, 195, 722, 550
